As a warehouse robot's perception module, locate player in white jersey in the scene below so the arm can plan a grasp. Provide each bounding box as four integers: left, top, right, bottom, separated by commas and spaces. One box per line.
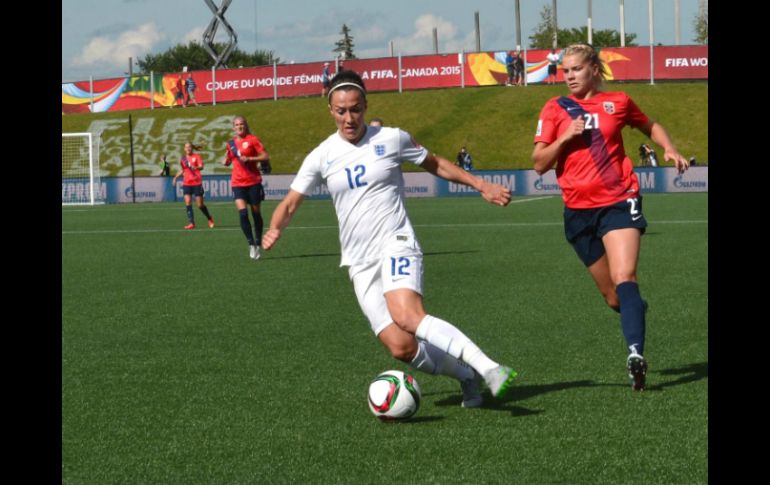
262, 70, 517, 407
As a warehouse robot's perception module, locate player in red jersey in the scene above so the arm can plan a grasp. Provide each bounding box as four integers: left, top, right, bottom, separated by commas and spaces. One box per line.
172, 142, 214, 229
531, 43, 690, 391
222, 116, 271, 260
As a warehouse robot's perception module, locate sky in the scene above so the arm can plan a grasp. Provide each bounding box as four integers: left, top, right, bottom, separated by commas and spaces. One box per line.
62, 0, 706, 83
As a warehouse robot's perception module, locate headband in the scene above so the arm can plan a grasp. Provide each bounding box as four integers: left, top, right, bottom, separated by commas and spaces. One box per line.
327, 82, 366, 102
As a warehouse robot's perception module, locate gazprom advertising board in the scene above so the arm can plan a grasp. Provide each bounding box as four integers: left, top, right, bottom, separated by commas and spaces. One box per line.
64, 167, 707, 204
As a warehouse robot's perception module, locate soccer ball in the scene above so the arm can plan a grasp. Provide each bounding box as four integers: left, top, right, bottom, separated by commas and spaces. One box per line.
367, 370, 422, 421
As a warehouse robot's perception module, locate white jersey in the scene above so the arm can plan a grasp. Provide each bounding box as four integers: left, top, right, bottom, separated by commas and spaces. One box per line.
291, 126, 429, 267
547, 52, 560, 65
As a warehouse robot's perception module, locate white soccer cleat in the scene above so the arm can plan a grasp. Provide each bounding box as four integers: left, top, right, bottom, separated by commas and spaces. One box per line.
460, 372, 484, 408
251, 245, 261, 260
484, 365, 517, 399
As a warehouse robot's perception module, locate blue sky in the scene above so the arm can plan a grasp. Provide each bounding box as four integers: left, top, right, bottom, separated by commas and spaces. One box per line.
62, 0, 706, 82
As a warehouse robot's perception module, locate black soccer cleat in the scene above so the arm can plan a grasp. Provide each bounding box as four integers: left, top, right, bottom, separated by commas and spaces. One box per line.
627, 353, 648, 391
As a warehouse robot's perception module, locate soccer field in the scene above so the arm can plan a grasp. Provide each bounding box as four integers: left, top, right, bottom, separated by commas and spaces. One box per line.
62, 193, 708, 484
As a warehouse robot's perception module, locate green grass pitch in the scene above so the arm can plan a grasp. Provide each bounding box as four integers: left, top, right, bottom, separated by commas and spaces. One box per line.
62, 193, 707, 483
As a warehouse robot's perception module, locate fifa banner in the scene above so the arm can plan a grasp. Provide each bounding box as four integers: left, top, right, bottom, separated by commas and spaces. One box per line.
62, 46, 707, 113
79, 168, 706, 204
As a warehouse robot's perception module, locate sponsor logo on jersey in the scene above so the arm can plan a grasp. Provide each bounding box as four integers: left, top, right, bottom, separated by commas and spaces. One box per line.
632, 214, 643, 221
374, 144, 385, 156
242, 141, 250, 150
603, 102, 615, 114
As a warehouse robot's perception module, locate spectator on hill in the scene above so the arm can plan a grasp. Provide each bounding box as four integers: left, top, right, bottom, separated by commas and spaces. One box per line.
185, 74, 199, 107
171, 75, 185, 108
532, 43, 689, 392
322, 62, 331, 97
546, 49, 560, 85
158, 154, 171, 176
514, 51, 525, 86
456, 147, 473, 170
505, 51, 515, 86
262, 70, 517, 408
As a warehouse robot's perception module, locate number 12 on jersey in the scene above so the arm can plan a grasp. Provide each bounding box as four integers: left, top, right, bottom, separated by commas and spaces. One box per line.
345, 165, 368, 189
391, 257, 411, 276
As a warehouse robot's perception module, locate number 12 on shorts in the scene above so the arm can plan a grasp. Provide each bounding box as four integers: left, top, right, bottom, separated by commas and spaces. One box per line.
391, 257, 411, 276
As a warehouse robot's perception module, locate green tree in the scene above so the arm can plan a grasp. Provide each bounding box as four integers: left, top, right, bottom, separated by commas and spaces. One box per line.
554, 27, 637, 48
135, 41, 279, 73
693, 9, 708, 44
528, 5, 636, 49
333, 24, 356, 60
528, 5, 557, 50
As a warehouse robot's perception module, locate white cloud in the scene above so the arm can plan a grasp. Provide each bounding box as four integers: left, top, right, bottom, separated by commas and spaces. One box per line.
181, 26, 207, 45
73, 22, 166, 68
389, 14, 474, 55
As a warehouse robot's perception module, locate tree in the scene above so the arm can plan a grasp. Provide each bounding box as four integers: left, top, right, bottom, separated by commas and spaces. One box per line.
693, 9, 708, 44
528, 5, 557, 50
135, 41, 279, 74
333, 24, 356, 60
528, 5, 636, 49
551, 27, 636, 48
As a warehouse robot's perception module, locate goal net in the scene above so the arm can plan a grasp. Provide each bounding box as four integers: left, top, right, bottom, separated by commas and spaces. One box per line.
62, 132, 105, 205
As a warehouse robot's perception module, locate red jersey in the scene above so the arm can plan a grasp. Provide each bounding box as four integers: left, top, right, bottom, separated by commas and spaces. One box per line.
179, 153, 203, 186
534, 91, 650, 209
224, 133, 266, 187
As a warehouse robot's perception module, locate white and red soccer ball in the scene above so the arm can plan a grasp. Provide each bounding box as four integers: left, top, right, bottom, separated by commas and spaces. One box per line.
367, 370, 422, 421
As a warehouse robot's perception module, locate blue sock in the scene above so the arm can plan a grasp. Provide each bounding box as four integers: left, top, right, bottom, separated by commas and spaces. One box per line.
199, 205, 212, 220
616, 281, 646, 355
239, 208, 255, 245
251, 210, 263, 246
185, 205, 194, 224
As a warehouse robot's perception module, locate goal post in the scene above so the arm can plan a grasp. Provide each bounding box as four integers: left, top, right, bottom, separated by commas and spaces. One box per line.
62, 132, 105, 205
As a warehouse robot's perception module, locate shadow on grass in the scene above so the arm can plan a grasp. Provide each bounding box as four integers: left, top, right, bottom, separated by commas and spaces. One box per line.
430, 363, 708, 415
379, 416, 444, 424
645, 361, 708, 391
432, 379, 598, 417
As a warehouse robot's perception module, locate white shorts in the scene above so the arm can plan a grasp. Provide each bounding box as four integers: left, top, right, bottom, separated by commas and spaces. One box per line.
348, 233, 424, 336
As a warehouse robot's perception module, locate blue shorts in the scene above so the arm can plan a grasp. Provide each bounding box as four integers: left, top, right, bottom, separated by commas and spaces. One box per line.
232, 184, 265, 205
564, 195, 647, 267
182, 184, 204, 197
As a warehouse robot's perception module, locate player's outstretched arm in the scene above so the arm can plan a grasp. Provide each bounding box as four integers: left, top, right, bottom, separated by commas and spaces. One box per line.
421, 153, 511, 207
641, 120, 690, 174
263, 189, 306, 251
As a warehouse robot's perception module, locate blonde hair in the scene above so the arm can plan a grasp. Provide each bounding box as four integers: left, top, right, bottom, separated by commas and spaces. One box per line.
562, 43, 607, 82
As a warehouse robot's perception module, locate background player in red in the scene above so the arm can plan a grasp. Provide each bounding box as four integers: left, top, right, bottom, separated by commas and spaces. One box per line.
222, 116, 271, 260
531, 43, 689, 391
172, 142, 214, 230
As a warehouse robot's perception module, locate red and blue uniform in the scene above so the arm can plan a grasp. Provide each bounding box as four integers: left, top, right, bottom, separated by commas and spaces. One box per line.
180, 153, 203, 186
224, 134, 266, 187
534, 91, 649, 209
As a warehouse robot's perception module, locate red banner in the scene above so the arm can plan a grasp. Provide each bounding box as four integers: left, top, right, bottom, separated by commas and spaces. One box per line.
62, 46, 707, 113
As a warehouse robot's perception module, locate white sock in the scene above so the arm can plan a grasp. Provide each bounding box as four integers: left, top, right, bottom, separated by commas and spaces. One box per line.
409, 340, 437, 375
415, 314, 498, 376
422, 340, 475, 381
